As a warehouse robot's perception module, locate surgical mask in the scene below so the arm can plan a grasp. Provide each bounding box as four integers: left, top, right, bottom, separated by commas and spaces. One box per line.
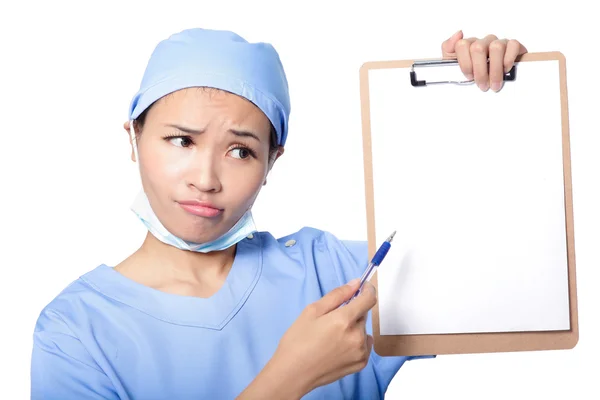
128, 122, 257, 252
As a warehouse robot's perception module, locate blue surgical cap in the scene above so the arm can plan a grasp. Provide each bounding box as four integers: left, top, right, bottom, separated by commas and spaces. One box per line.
128, 28, 291, 146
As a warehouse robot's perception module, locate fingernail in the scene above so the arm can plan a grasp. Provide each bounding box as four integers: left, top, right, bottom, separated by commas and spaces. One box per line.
346, 278, 360, 286
491, 81, 502, 92
367, 284, 376, 295
465, 73, 474, 81
478, 82, 489, 91
370, 285, 378, 300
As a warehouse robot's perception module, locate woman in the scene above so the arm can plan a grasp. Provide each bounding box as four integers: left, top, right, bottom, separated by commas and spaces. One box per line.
31, 28, 527, 399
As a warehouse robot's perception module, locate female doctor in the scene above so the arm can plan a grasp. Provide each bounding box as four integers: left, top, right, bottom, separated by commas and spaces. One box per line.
31, 28, 527, 399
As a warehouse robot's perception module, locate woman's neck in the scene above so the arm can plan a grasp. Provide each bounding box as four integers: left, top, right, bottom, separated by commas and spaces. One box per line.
114, 232, 237, 298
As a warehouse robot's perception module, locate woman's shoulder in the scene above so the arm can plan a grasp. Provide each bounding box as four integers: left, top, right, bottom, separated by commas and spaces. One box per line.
257, 226, 366, 253
257, 226, 362, 243
33, 266, 113, 333
256, 227, 369, 283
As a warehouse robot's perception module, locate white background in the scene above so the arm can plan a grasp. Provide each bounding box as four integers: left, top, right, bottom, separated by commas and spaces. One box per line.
1, 0, 598, 398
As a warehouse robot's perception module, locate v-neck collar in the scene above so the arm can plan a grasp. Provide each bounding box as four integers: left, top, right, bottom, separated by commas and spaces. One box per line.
80, 235, 263, 329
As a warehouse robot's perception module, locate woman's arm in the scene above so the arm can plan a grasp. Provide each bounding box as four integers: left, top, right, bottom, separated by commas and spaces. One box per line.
236, 356, 308, 400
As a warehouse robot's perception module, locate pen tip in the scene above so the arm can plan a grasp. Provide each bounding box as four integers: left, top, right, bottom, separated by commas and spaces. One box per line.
388, 230, 396, 242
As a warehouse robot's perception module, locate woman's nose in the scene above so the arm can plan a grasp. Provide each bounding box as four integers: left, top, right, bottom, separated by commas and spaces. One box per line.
186, 151, 222, 193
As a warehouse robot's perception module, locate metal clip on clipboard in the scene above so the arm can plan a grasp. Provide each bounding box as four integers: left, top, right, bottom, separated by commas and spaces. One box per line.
410, 59, 517, 87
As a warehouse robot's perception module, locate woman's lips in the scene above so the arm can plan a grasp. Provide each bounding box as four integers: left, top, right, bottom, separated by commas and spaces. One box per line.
178, 200, 223, 217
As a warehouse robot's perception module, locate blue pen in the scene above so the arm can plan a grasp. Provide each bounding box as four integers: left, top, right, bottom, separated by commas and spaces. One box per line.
344, 230, 396, 305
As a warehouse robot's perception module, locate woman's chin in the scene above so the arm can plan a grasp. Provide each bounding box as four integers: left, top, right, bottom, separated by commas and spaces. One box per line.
171, 226, 229, 245
160, 213, 241, 244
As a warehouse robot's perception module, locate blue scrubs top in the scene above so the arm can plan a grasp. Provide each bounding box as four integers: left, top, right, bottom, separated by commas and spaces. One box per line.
31, 227, 431, 399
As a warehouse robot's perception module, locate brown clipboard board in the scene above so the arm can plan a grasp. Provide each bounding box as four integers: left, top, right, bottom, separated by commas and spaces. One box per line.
359, 52, 579, 356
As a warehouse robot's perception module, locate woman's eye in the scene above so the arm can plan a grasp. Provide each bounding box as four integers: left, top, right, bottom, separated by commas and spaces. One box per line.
230, 147, 251, 159
169, 137, 193, 147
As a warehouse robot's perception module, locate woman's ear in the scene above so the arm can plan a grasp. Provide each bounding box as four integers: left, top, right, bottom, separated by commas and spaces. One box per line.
270, 146, 285, 168
276, 146, 285, 159
264, 146, 285, 186
124, 121, 136, 162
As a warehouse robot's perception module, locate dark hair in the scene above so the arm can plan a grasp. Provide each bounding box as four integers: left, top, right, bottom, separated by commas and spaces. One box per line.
134, 97, 280, 162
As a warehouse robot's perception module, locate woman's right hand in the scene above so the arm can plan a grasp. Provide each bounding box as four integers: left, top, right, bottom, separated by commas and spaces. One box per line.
270, 279, 377, 396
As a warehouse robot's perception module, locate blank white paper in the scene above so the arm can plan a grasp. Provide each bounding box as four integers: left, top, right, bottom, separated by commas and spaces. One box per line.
368, 60, 571, 335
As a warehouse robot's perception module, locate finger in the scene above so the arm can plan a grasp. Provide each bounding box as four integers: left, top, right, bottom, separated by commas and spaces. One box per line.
357, 316, 369, 340
356, 314, 368, 331
310, 278, 360, 316
471, 35, 498, 91
341, 281, 377, 321
504, 39, 528, 73
489, 39, 508, 92
441, 30, 464, 57
454, 37, 476, 80
366, 334, 374, 352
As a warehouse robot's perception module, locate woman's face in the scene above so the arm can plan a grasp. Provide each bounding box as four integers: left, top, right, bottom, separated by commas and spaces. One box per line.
128, 87, 279, 244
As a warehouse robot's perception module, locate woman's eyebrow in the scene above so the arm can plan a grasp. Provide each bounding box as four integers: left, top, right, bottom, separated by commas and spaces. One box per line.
164, 124, 261, 142
165, 123, 205, 135
228, 129, 261, 142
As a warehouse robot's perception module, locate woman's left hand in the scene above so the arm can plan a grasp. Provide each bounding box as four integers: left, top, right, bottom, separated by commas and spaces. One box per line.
441, 30, 528, 92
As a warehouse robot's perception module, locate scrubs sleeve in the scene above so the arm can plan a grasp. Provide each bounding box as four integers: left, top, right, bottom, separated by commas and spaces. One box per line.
321, 232, 435, 392
31, 308, 119, 400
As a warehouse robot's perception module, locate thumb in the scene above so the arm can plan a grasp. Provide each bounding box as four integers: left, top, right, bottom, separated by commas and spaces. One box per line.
311, 279, 360, 316
441, 30, 463, 57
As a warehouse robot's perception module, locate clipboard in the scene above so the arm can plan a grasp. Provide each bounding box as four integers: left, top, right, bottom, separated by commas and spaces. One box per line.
359, 52, 579, 356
